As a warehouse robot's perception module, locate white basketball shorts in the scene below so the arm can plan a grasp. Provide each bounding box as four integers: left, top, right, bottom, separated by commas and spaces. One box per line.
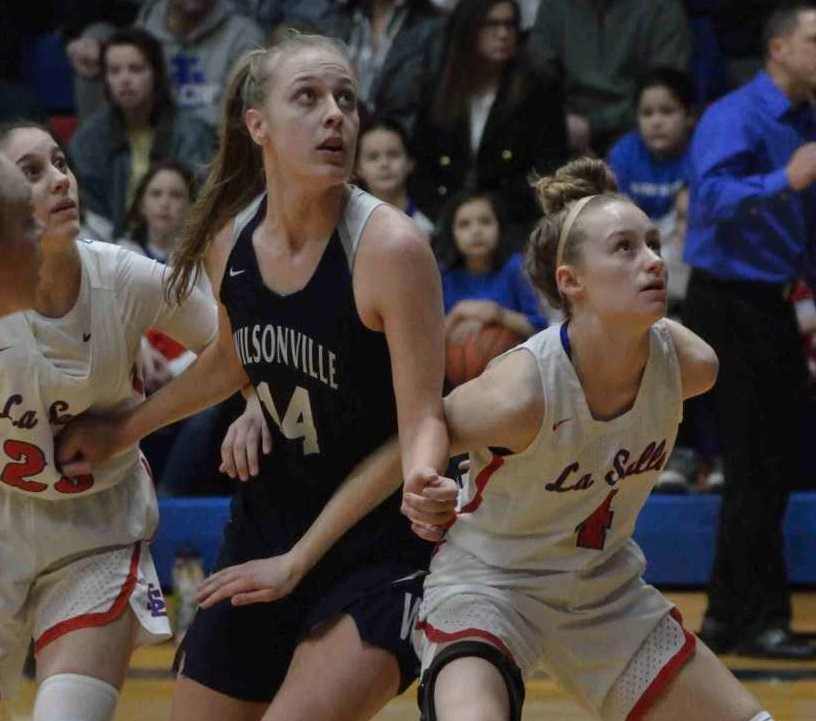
414, 541, 695, 720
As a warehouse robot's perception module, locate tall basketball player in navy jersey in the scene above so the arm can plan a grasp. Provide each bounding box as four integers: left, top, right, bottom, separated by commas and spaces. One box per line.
58, 31, 456, 721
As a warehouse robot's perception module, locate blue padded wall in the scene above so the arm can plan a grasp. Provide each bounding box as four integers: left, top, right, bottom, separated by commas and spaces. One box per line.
153, 493, 816, 589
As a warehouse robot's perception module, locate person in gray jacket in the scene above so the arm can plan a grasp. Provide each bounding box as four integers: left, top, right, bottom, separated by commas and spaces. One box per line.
68, 0, 265, 129
69, 27, 216, 241
137, 0, 266, 129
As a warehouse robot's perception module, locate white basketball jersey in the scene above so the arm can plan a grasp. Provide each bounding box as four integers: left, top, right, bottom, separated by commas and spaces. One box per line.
449, 320, 683, 572
0, 240, 216, 501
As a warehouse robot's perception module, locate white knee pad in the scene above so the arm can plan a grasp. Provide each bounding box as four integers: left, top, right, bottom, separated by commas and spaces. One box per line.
32, 673, 119, 721
748, 713, 773, 721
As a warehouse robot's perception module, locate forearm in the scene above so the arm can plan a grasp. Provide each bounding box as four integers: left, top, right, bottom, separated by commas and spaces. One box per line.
697, 168, 789, 224
120, 341, 246, 446
399, 414, 450, 479
288, 438, 403, 575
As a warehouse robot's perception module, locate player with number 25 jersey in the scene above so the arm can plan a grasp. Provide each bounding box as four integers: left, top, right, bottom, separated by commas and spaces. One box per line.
0, 240, 216, 698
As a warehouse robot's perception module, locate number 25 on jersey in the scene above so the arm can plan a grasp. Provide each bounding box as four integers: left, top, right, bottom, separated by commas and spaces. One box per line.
1, 439, 94, 494
256, 382, 321, 455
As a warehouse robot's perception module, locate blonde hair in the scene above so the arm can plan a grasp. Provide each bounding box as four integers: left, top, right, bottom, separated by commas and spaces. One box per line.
167, 30, 353, 303
525, 157, 621, 314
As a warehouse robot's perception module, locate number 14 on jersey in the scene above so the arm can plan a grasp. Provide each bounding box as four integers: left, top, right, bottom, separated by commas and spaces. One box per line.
256, 382, 321, 455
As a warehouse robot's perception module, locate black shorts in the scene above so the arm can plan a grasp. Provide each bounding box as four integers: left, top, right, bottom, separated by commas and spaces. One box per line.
177, 518, 427, 702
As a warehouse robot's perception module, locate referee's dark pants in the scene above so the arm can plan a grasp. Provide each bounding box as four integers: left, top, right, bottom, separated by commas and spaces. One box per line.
683, 268, 807, 638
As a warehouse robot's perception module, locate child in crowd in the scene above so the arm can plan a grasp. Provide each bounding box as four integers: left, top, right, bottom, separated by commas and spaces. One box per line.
608, 67, 695, 223
355, 117, 435, 236
120, 159, 196, 264
436, 189, 546, 344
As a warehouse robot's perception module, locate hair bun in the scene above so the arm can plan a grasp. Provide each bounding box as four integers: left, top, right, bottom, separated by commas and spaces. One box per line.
533, 157, 618, 215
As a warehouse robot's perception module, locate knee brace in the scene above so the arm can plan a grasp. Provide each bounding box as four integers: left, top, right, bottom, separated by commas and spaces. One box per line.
33, 673, 118, 721
417, 640, 525, 721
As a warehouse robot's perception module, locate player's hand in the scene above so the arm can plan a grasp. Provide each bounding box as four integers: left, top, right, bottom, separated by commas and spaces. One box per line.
446, 317, 484, 344
56, 413, 128, 476
220, 392, 272, 481
196, 553, 304, 608
402, 467, 459, 542
447, 300, 502, 326
786, 142, 816, 191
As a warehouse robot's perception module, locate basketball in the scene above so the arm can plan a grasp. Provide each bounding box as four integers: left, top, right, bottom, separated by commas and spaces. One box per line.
446, 323, 524, 387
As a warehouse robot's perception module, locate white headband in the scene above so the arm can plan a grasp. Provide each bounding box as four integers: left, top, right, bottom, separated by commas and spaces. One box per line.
556, 195, 598, 268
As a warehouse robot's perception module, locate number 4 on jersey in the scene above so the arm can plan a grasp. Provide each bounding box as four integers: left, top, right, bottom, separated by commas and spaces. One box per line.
575, 489, 618, 550
256, 382, 320, 455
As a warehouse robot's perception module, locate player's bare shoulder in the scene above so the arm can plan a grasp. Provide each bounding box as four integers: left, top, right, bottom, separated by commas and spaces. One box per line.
359, 201, 432, 264
354, 201, 440, 327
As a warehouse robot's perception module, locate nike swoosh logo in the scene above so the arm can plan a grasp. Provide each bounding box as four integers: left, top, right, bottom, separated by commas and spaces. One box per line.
0, 346, 12, 353
552, 418, 572, 432
391, 570, 426, 586
229, 267, 246, 277
82, 333, 91, 342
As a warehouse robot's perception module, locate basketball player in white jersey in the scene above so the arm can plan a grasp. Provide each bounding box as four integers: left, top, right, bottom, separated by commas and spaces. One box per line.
0, 121, 217, 721
413, 158, 774, 721
0, 154, 41, 316
56, 32, 457, 721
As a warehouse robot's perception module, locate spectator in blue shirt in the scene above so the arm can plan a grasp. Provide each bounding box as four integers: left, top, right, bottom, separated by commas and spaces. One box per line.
608, 67, 695, 221
435, 189, 546, 344
683, 3, 816, 660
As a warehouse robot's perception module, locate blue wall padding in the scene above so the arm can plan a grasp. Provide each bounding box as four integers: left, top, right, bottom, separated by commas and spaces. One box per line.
153, 493, 816, 589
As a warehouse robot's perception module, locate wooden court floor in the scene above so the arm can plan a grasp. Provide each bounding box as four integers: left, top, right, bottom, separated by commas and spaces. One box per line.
6, 591, 816, 720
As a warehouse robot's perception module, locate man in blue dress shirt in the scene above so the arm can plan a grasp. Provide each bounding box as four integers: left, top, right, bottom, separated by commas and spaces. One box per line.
683, 3, 816, 659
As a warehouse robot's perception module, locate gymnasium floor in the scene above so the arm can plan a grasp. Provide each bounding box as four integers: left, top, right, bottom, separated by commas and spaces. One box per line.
5, 591, 816, 720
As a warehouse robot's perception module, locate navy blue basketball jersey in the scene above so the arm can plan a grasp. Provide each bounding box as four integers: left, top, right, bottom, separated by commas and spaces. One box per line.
220, 187, 430, 579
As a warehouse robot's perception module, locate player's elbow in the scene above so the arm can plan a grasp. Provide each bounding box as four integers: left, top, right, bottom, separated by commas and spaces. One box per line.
683, 342, 719, 399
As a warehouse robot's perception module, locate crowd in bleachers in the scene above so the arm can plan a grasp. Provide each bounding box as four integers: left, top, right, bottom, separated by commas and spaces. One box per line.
2, 0, 803, 494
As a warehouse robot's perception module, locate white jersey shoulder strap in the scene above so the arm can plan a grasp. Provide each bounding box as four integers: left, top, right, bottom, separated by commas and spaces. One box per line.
232, 193, 266, 247
337, 186, 383, 272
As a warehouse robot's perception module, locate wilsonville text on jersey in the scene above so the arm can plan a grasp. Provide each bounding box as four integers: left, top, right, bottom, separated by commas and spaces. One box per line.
233, 324, 339, 390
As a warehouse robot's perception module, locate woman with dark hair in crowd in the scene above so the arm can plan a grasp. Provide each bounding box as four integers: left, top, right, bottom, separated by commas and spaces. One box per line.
411, 0, 568, 248
120, 159, 197, 263
69, 27, 215, 242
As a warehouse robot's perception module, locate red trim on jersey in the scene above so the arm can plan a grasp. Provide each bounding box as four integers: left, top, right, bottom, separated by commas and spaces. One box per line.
626, 608, 696, 721
458, 455, 504, 516
416, 619, 515, 662
34, 544, 141, 654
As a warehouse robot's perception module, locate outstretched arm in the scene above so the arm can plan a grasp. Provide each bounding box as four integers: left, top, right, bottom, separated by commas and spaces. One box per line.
197, 436, 444, 607
444, 348, 545, 456
359, 207, 454, 537
57, 222, 248, 470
